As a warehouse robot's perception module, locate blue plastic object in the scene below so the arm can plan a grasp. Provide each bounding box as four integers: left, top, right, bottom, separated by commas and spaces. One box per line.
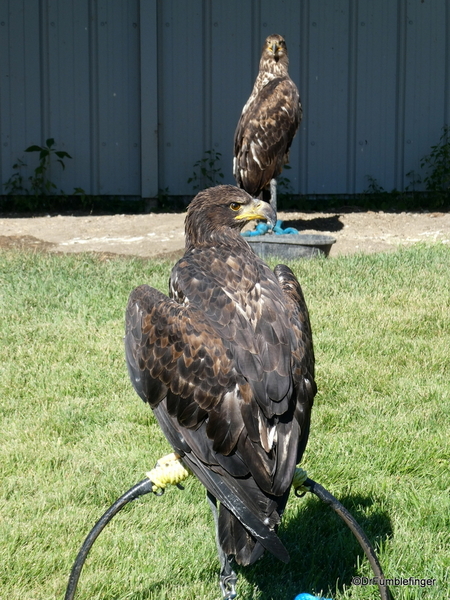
273, 220, 299, 235
294, 594, 332, 600
241, 220, 299, 237
241, 221, 271, 237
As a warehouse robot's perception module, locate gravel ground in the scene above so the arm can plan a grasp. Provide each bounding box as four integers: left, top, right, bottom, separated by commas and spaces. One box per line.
1, 209, 449, 259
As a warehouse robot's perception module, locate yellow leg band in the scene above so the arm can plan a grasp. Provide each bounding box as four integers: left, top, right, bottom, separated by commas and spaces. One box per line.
147, 456, 307, 496
146, 453, 191, 493
292, 466, 309, 495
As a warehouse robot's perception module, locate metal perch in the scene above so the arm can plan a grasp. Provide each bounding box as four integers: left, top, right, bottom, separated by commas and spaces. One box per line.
64, 463, 392, 600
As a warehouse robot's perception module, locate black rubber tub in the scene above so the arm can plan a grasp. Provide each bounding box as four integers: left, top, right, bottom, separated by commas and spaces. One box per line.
246, 233, 336, 260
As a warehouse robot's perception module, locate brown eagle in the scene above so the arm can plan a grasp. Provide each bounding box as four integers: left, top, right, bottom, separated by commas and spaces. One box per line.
125, 185, 315, 599
233, 34, 302, 212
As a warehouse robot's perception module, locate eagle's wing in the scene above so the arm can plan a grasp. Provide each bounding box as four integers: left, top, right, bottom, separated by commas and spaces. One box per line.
126, 248, 297, 472
124, 278, 291, 563
274, 263, 316, 462
125, 284, 239, 418
234, 77, 301, 196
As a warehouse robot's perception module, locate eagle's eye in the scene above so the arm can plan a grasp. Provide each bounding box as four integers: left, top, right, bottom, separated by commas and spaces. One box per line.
229, 202, 241, 211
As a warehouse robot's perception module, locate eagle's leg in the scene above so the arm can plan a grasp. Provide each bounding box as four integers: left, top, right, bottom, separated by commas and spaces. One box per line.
269, 178, 277, 216
206, 491, 237, 600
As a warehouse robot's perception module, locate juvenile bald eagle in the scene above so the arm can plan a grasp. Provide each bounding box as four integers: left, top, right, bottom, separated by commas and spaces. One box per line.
233, 34, 302, 212
125, 185, 315, 599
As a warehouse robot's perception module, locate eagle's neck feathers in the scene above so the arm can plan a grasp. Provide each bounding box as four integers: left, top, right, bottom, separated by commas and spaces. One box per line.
185, 225, 249, 253
242, 53, 290, 114
259, 51, 289, 80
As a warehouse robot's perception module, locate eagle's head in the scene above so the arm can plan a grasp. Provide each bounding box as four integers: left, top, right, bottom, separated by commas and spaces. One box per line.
185, 185, 276, 249
261, 34, 289, 69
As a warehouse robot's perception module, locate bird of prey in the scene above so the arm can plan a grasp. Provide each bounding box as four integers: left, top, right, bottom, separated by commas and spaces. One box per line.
125, 185, 315, 599
233, 34, 302, 214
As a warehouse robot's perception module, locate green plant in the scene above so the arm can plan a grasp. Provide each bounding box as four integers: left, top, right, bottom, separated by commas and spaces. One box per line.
188, 149, 224, 192
3, 158, 28, 196
364, 174, 387, 195
420, 124, 450, 193
277, 164, 295, 207
3, 138, 73, 210
155, 186, 171, 210
404, 169, 422, 192
361, 175, 402, 210
361, 126, 450, 211
23, 137, 72, 196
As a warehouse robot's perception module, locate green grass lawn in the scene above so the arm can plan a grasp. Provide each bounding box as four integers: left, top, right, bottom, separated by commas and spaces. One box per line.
1, 243, 449, 600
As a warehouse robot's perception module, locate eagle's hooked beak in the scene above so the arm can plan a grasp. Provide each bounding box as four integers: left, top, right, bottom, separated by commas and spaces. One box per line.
235, 198, 276, 228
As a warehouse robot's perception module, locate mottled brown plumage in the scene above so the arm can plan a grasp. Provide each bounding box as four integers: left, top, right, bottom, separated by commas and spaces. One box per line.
233, 34, 302, 199
125, 185, 315, 583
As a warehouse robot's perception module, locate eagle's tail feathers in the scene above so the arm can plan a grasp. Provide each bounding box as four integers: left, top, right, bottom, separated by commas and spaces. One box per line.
218, 505, 266, 566
185, 455, 290, 564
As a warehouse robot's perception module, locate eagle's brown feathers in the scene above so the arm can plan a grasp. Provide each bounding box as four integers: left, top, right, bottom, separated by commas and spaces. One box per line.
233, 34, 302, 198
125, 185, 315, 566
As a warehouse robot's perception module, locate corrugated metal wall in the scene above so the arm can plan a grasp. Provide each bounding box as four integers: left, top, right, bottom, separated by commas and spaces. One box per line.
1, 0, 449, 198
0, 0, 142, 196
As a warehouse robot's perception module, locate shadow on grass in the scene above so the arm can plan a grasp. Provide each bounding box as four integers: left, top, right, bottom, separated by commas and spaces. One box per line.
105, 492, 392, 600
240, 492, 393, 600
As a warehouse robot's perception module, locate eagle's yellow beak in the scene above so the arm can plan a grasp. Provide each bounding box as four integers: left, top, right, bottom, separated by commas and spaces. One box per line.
234, 199, 276, 227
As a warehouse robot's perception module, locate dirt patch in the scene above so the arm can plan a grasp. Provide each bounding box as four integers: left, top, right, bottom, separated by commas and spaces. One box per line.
0, 210, 449, 259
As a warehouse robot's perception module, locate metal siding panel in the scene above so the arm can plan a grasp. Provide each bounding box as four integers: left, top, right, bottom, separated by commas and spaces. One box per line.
210, 0, 254, 186
298, 1, 310, 195
447, 1, 450, 125
157, 0, 204, 195
44, 1, 91, 194
403, 0, 448, 190
0, 0, 41, 188
354, 1, 399, 193
140, 0, 158, 197
96, 1, 140, 195
345, 0, 358, 193
2, 0, 450, 199
88, 0, 100, 194
307, 0, 351, 194
0, 0, 13, 186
